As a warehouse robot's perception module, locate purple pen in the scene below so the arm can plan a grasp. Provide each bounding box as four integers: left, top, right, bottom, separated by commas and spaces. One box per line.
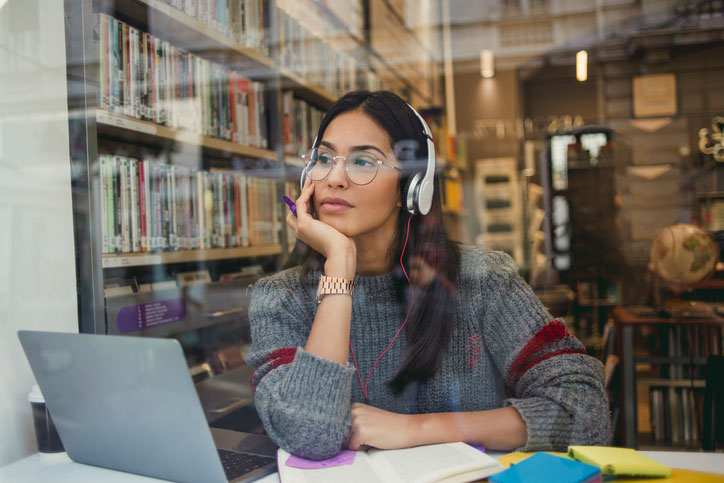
282, 195, 297, 216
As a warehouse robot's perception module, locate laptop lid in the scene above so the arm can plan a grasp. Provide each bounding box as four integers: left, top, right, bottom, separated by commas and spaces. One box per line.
18, 330, 228, 483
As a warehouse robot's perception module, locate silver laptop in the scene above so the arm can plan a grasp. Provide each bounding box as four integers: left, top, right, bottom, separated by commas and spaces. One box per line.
18, 330, 277, 483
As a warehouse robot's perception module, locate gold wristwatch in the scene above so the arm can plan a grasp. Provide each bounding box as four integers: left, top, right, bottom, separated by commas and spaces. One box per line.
316, 275, 355, 303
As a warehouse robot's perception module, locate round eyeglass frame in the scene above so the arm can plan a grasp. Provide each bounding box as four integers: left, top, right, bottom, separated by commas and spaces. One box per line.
302, 147, 401, 186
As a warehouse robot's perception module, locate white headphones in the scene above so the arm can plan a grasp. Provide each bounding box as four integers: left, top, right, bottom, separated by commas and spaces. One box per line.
300, 103, 436, 216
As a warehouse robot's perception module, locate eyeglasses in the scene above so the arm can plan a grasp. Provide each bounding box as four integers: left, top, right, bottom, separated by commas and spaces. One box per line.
302, 147, 401, 186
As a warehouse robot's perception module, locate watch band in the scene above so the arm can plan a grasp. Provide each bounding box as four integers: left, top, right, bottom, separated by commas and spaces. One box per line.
317, 275, 355, 303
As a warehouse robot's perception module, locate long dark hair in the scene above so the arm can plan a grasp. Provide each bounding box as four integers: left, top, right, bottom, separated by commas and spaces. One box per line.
295, 90, 460, 393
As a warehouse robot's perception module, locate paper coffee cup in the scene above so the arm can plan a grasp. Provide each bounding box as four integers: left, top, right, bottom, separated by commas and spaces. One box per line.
28, 385, 64, 453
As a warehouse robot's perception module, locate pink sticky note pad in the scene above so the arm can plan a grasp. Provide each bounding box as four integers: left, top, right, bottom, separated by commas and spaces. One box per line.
285, 450, 357, 469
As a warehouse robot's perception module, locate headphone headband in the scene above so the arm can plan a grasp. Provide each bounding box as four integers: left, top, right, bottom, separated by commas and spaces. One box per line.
301, 102, 436, 216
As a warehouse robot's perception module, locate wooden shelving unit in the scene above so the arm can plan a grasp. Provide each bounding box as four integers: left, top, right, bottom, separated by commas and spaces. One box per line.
118, 0, 275, 71
278, 69, 338, 109
102, 244, 282, 268
96, 110, 277, 159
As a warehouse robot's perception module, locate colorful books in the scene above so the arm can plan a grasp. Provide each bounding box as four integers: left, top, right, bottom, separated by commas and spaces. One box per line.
567, 446, 672, 478
275, 0, 360, 95
281, 91, 325, 157
98, 155, 282, 254
96, 13, 268, 149
490, 452, 601, 483
159, 0, 268, 53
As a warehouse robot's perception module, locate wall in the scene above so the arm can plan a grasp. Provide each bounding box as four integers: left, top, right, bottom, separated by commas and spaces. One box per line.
0, 0, 78, 466
454, 68, 522, 161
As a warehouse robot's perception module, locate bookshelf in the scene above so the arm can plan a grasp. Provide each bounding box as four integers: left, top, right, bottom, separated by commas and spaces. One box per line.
97, 109, 277, 159
612, 307, 724, 449
102, 244, 282, 268
64, 0, 443, 373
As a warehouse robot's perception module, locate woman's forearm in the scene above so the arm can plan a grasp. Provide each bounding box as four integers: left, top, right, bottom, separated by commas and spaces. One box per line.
304, 247, 357, 364
410, 407, 527, 451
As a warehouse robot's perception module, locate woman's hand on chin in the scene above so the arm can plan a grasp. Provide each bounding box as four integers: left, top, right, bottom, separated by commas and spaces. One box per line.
287, 178, 356, 266
346, 403, 416, 451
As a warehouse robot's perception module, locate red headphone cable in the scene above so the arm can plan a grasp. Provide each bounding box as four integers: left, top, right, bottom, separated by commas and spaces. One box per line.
349, 215, 414, 400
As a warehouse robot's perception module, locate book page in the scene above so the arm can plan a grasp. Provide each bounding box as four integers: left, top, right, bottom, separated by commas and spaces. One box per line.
277, 448, 383, 483
370, 442, 503, 483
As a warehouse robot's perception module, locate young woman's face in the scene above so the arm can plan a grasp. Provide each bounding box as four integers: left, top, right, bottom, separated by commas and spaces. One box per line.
312, 110, 402, 243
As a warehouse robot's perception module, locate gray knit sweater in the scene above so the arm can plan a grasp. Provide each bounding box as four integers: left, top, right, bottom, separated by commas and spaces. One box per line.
247, 246, 610, 460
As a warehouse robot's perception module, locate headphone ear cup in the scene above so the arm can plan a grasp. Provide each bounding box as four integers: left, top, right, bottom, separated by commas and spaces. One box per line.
405, 172, 423, 215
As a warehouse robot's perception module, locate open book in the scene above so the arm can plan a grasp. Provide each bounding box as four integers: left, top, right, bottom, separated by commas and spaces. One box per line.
277, 442, 505, 483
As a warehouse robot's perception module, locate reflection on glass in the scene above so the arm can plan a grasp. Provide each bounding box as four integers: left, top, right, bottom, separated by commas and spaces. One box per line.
554, 232, 570, 251
553, 253, 571, 271
550, 135, 574, 191
551, 195, 569, 226
580, 133, 608, 163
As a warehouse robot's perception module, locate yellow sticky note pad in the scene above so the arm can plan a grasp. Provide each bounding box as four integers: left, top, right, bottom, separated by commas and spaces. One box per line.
568, 446, 671, 478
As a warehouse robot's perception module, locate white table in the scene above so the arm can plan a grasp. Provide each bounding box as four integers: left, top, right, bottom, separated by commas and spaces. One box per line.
2, 449, 723, 482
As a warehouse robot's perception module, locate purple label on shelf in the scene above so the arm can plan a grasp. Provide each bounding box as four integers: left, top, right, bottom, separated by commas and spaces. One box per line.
116, 299, 186, 333
285, 450, 356, 469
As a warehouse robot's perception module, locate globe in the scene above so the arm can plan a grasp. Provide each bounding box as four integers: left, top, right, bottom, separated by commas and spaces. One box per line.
649, 223, 719, 287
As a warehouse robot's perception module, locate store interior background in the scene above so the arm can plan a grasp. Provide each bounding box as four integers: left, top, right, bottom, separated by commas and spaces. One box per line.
1, 0, 723, 467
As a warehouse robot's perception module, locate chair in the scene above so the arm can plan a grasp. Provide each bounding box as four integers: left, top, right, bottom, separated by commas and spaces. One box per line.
702, 355, 724, 451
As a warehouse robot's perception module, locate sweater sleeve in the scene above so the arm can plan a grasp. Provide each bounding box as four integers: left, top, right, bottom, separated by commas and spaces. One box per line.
477, 251, 611, 451
246, 273, 356, 460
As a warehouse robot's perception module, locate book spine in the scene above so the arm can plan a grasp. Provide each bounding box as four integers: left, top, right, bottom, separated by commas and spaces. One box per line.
122, 22, 130, 116
213, 172, 222, 247
147, 162, 154, 251
169, 165, 177, 250
113, 18, 122, 113
205, 172, 213, 248
272, 180, 280, 244
233, 172, 241, 247
223, 173, 231, 247
229, 71, 237, 143
120, 157, 130, 253
141, 32, 150, 120
105, 155, 116, 254
240, 173, 249, 247
248, 177, 256, 246
191, 169, 199, 249
99, 14, 109, 110
139, 160, 147, 252
164, 164, 172, 250
129, 26, 138, 119
129, 158, 140, 253
154, 163, 162, 250
99, 155, 109, 254
184, 167, 192, 249
113, 156, 121, 252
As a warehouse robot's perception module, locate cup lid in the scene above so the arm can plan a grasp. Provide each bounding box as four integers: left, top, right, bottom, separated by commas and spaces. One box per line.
28, 384, 45, 403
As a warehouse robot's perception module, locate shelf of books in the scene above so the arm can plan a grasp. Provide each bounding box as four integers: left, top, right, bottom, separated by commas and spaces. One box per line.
67, 0, 443, 361
127, 0, 273, 68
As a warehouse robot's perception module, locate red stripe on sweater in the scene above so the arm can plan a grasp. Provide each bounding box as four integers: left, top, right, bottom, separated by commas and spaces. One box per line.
251, 347, 297, 393
509, 320, 569, 383
514, 347, 588, 386
263, 347, 297, 365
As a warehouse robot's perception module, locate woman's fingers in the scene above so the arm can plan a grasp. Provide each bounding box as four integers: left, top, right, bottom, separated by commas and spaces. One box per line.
347, 403, 414, 451
347, 403, 369, 450
295, 176, 315, 218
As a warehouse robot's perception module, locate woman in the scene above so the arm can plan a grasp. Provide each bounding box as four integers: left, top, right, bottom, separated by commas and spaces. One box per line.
247, 90, 610, 460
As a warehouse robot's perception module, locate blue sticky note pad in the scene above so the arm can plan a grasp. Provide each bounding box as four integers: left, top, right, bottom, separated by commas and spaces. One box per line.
491, 452, 602, 483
